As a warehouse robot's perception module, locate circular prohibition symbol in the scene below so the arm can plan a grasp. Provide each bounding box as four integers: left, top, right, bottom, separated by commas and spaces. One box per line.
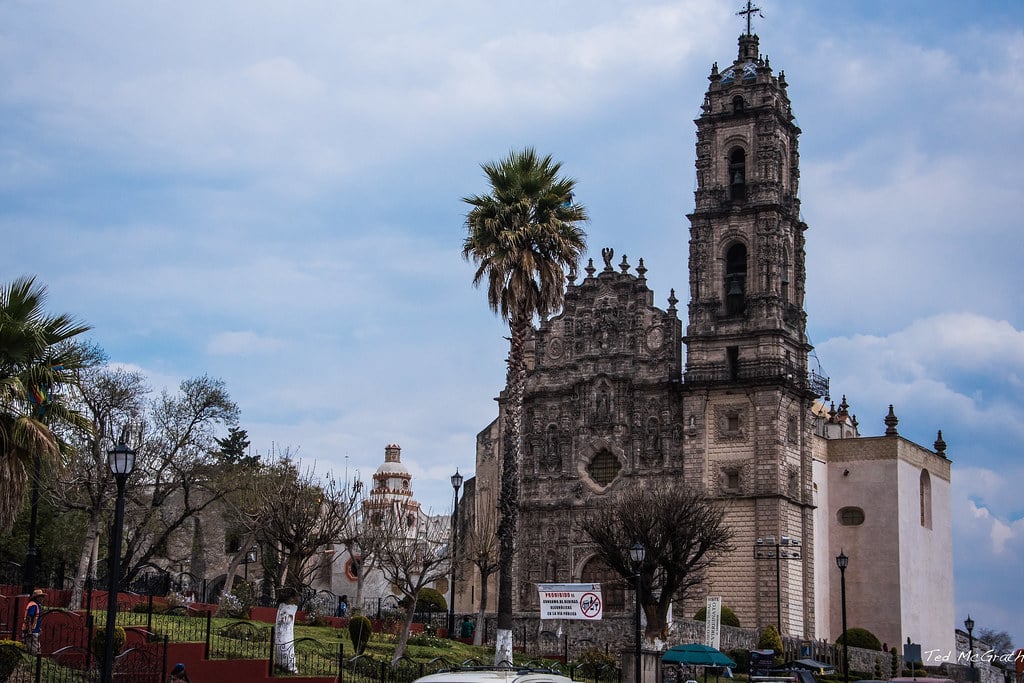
579, 592, 602, 618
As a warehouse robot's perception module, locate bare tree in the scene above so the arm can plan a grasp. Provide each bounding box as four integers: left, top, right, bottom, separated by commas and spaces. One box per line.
361, 509, 450, 663
55, 355, 148, 608
463, 503, 499, 646
976, 627, 1014, 656
248, 459, 361, 595
115, 375, 241, 586
578, 484, 734, 642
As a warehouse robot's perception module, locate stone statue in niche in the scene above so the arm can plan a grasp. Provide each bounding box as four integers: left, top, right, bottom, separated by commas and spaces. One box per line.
644, 417, 660, 458
542, 425, 560, 472
595, 387, 611, 422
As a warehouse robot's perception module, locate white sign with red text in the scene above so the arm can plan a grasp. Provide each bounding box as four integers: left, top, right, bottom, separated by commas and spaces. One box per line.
538, 583, 603, 620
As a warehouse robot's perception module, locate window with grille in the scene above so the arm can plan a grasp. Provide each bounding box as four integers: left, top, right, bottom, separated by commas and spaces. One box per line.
587, 449, 621, 487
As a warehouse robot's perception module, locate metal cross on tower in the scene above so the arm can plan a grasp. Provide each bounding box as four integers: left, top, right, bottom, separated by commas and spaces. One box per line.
737, 1, 763, 36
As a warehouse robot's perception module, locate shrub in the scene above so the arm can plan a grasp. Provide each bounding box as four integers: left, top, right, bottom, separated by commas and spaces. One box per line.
575, 647, 618, 672
693, 605, 741, 627
231, 581, 257, 615
757, 625, 784, 665
301, 592, 335, 626
413, 587, 447, 613
216, 592, 246, 619
91, 626, 126, 660
0, 640, 26, 683
726, 649, 749, 673
165, 591, 189, 609
837, 627, 882, 651
349, 614, 373, 654
408, 633, 452, 649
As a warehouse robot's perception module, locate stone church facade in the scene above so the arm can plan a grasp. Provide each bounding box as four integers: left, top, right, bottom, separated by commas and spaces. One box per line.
460, 27, 954, 656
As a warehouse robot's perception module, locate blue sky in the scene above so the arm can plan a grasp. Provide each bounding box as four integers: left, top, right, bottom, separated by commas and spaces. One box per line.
1, 1, 1021, 644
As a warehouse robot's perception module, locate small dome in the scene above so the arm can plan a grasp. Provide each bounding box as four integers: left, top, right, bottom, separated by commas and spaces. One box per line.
720, 61, 758, 85
376, 460, 409, 476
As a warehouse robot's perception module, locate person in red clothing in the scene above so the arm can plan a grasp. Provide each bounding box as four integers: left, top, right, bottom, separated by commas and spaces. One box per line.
22, 589, 45, 655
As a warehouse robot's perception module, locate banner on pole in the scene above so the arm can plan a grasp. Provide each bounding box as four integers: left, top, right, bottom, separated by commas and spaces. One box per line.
705, 596, 722, 650
537, 583, 603, 620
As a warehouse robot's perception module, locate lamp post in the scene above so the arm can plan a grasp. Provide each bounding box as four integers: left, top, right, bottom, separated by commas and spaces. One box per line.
447, 469, 463, 640
753, 535, 802, 635
964, 615, 975, 679
243, 545, 258, 581
629, 542, 646, 683
100, 442, 135, 683
836, 550, 849, 683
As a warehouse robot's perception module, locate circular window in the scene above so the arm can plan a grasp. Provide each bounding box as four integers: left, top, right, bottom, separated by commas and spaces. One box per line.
837, 506, 865, 526
344, 557, 361, 581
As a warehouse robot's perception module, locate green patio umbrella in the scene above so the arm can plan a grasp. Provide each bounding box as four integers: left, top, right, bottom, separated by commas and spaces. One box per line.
662, 643, 737, 668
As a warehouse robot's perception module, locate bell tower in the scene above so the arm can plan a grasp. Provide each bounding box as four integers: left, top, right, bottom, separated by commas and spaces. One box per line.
682, 19, 824, 637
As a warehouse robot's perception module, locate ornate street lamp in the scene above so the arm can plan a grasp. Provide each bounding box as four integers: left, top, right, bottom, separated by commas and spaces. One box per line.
629, 542, 646, 683
448, 469, 463, 639
100, 442, 136, 683
964, 615, 976, 679
836, 550, 850, 683
243, 544, 258, 581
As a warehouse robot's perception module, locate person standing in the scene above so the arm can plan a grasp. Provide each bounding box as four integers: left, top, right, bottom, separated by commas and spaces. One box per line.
460, 616, 475, 641
22, 589, 45, 655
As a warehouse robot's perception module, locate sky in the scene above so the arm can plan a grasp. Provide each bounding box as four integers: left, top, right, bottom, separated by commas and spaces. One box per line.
1, 0, 1021, 645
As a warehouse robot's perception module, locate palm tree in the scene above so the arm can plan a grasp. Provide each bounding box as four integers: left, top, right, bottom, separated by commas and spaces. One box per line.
462, 148, 587, 664
0, 276, 92, 531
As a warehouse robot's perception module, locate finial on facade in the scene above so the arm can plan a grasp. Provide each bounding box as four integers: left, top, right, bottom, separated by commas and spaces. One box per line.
828, 401, 836, 420
711, 61, 719, 76
934, 430, 947, 456
567, 263, 577, 285
601, 247, 614, 272
668, 288, 678, 312
620, 254, 630, 273
764, 55, 770, 69
837, 395, 849, 418
584, 258, 596, 278
636, 258, 647, 280
884, 405, 899, 436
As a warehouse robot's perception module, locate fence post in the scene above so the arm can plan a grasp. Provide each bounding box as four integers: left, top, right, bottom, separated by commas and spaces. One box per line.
336, 640, 344, 683
33, 651, 42, 683
161, 634, 169, 682
10, 596, 22, 640
381, 660, 388, 683
147, 593, 154, 632
269, 625, 276, 676
204, 610, 213, 658
85, 608, 94, 672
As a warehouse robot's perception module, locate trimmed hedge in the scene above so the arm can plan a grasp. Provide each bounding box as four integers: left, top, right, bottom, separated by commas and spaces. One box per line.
837, 627, 882, 651
693, 605, 741, 627
348, 614, 373, 654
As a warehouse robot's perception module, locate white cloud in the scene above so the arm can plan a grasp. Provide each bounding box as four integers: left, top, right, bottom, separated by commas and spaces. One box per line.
206, 331, 284, 355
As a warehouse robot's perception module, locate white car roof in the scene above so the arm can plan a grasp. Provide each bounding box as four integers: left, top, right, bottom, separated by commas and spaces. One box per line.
414, 668, 574, 683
